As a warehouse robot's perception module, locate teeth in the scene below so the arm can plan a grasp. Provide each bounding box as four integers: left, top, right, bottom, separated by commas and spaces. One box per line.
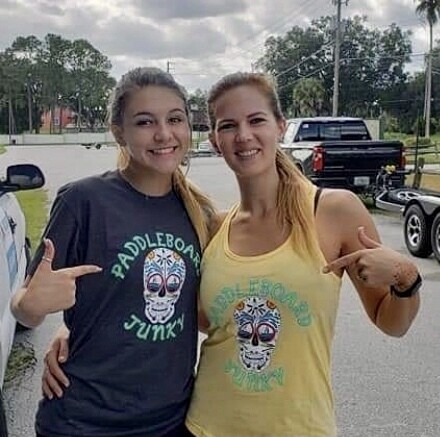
237, 149, 259, 157
152, 147, 175, 155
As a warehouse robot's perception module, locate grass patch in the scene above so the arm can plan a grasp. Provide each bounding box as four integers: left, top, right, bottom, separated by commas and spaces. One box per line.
4, 341, 37, 388
385, 132, 440, 164
15, 188, 49, 254
0, 144, 6, 155
406, 153, 440, 164
406, 173, 440, 193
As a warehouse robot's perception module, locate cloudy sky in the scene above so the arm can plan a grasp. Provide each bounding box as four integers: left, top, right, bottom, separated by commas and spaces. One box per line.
0, 0, 435, 92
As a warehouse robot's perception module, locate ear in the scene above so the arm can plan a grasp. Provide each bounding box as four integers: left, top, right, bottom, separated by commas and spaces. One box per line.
111, 124, 126, 147
208, 132, 222, 155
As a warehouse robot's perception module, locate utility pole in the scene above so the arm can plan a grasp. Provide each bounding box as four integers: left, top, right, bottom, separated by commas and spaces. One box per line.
166, 61, 174, 73
332, 0, 348, 117
424, 25, 433, 138
8, 96, 14, 145
26, 75, 33, 133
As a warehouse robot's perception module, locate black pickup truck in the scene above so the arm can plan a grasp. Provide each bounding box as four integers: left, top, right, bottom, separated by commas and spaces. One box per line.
281, 117, 405, 193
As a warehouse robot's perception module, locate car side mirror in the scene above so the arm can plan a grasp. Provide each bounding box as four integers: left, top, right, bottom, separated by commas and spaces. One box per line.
2, 164, 45, 192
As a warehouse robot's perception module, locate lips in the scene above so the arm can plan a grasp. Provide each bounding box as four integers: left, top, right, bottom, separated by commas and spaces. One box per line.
150, 146, 178, 155
235, 149, 260, 157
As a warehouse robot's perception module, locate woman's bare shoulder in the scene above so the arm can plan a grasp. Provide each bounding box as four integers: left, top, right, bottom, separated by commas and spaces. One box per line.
319, 188, 364, 213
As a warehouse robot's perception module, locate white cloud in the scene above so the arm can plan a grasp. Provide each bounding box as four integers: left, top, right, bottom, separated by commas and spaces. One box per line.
0, 0, 435, 92
130, 0, 247, 20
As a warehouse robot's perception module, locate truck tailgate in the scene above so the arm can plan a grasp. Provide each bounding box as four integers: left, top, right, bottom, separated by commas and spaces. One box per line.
322, 140, 403, 171
309, 139, 405, 191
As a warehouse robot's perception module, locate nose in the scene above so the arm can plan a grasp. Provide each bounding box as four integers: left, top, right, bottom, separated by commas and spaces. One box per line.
251, 332, 259, 346
235, 123, 252, 143
153, 120, 172, 143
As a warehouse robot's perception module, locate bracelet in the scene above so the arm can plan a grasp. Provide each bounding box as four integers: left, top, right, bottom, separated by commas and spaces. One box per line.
390, 273, 422, 298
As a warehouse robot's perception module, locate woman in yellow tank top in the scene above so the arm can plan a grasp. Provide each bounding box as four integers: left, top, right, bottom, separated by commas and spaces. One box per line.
185, 72, 422, 437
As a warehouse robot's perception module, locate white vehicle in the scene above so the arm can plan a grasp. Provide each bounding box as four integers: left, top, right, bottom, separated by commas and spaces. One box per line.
0, 164, 45, 432
196, 140, 216, 157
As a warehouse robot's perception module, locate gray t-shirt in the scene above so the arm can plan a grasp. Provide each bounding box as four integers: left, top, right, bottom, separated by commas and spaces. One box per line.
32, 171, 201, 437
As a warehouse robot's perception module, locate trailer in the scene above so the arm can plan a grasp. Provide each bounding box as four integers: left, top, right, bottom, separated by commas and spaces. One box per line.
373, 170, 440, 263
403, 195, 440, 262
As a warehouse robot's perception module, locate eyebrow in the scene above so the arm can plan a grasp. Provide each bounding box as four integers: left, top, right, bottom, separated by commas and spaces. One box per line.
218, 111, 268, 123
133, 108, 186, 117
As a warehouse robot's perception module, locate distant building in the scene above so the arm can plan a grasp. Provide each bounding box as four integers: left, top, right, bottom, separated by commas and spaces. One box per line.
40, 106, 76, 133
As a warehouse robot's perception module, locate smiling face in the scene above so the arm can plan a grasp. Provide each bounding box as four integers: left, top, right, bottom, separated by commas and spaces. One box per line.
114, 85, 190, 176
212, 84, 286, 178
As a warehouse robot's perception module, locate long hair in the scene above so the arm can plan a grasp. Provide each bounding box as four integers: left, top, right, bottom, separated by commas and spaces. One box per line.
109, 67, 216, 249
208, 72, 321, 260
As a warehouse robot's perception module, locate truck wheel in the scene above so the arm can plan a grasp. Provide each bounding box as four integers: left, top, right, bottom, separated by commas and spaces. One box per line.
404, 204, 432, 257
430, 212, 440, 263
388, 188, 421, 205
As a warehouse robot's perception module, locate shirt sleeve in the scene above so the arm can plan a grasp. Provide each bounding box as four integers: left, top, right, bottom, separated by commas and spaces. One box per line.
27, 186, 81, 277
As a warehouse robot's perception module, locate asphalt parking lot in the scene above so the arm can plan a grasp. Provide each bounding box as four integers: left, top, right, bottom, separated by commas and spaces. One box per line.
1, 146, 439, 437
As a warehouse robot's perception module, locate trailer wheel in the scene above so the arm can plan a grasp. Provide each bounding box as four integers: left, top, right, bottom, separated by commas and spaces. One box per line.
404, 204, 432, 257
388, 188, 421, 205
430, 212, 440, 263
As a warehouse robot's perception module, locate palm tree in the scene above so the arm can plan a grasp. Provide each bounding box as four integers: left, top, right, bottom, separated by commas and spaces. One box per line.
415, 0, 440, 138
292, 78, 325, 117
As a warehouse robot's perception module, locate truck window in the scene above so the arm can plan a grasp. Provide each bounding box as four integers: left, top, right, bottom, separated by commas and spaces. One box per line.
294, 121, 370, 141
321, 122, 370, 141
296, 123, 320, 141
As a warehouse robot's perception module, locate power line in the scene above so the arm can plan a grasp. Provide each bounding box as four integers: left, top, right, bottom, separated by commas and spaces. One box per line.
228, 0, 310, 53
274, 40, 335, 79
238, 0, 327, 57
229, 0, 333, 66
277, 63, 334, 91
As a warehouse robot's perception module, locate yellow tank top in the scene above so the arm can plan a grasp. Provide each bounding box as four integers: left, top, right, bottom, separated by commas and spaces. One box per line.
186, 187, 342, 437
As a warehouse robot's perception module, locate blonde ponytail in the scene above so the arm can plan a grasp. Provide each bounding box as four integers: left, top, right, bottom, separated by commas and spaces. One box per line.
173, 168, 217, 251
275, 148, 321, 261
117, 146, 130, 170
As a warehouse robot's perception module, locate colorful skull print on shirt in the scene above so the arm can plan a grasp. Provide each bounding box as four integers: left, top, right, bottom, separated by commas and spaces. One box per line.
143, 248, 187, 324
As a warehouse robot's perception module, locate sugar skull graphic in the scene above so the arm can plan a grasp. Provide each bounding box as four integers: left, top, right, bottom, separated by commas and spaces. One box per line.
234, 297, 281, 372
143, 248, 186, 324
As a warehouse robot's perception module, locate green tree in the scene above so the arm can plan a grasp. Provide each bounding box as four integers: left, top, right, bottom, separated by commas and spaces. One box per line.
415, 0, 440, 137
0, 50, 28, 135
257, 24, 330, 112
65, 39, 115, 130
188, 89, 209, 130
257, 16, 412, 117
9, 35, 44, 133
0, 34, 116, 134
292, 78, 325, 116
38, 34, 71, 133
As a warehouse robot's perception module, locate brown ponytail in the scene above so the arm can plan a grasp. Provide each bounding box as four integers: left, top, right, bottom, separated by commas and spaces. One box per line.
172, 167, 217, 251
